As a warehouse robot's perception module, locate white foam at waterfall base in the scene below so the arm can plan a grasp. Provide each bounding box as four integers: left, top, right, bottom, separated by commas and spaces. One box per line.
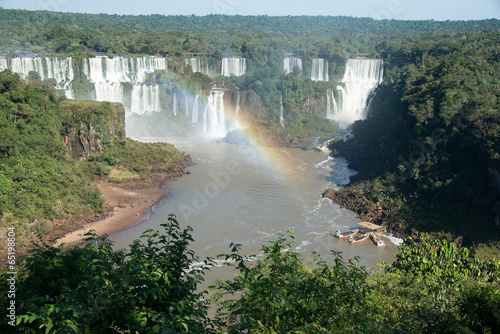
332, 58, 383, 127
384, 234, 403, 246
64, 90, 75, 100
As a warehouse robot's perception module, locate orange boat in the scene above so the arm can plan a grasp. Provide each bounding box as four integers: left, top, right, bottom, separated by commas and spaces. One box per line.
334, 227, 358, 239
346, 233, 370, 244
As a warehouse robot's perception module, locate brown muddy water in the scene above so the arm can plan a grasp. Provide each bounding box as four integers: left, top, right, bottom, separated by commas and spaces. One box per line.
109, 137, 402, 288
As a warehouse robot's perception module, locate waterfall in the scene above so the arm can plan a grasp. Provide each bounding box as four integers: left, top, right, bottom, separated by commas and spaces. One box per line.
134, 57, 166, 82
221, 57, 246, 76
1, 57, 74, 90
9, 57, 44, 78
311, 58, 329, 82
184, 57, 217, 77
284, 57, 302, 74
0, 58, 8, 71
203, 90, 226, 136
235, 90, 241, 121
94, 82, 123, 103
333, 58, 384, 127
82, 56, 166, 114
173, 91, 177, 116
326, 89, 338, 120
185, 57, 208, 75
192, 94, 199, 123
130, 84, 161, 115
185, 93, 190, 117
85, 57, 107, 83
280, 94, 285, 129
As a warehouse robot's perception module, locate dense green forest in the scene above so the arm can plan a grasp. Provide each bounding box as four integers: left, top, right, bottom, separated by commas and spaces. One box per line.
0, 8, 498, 59
1, 215, 498, 333
0, 8, 499, 333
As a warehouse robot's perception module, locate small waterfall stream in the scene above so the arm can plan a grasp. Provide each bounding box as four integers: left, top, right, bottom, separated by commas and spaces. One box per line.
280, 94, 285, 128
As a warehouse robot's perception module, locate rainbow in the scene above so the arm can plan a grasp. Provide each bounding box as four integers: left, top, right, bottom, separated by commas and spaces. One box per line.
216, 100, 311, 185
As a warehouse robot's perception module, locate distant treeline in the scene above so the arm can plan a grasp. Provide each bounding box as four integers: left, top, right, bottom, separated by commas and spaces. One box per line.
0, 9, 499, 59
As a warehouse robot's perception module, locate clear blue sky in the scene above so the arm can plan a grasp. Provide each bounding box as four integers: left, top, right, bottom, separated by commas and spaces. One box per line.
1, 0, 499, 20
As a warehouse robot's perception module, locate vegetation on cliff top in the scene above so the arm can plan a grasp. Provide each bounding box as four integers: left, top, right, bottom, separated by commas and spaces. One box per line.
0, 70, 185, 250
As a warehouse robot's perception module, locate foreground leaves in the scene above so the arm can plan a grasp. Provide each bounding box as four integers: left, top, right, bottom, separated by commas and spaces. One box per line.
2, 214, 212, 333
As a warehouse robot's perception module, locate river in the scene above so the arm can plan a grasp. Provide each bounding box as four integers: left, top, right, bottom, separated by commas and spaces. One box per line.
109, 137, 401, 286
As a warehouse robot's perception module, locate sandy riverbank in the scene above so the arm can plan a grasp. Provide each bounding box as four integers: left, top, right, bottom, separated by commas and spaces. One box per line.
55, 174, 171, 246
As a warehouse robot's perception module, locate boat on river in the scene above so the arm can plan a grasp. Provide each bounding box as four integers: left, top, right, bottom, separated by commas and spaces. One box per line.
347, 233, 370, 244
371, 233, 386, 247
334, 227, 358, 239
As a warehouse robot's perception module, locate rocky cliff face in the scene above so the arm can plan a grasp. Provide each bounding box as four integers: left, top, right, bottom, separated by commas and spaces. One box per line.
62, 100, 125, 159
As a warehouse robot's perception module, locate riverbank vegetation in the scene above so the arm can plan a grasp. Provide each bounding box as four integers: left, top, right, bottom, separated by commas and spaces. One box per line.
327, 31, 500, 256
2, 215, 498, 333
0, 70, 186, 252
